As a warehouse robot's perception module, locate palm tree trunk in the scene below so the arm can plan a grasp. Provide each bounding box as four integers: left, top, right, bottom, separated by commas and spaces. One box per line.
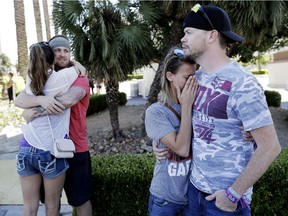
105, 81, 123, 140
145, 19, 183, 107
13, 0, 28, 77
33, 0, 43, 42
43, 0, 51, 40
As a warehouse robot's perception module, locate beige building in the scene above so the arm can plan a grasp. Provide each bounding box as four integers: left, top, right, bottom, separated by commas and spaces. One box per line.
267, 48, 288, 89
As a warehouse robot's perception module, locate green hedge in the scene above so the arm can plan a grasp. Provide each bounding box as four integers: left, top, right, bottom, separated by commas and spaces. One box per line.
264, 90, 282, 107
0, 107, 25, 131
87, 92, 127, 116
88, 150, 288, 215
251, 69, 268, 75
251, 149, 288, 215
127, 74, 143, 80
91, 154, 155, 216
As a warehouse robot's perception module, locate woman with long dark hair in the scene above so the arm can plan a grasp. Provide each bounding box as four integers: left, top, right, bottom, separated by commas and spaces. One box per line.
16, 42, 83, 216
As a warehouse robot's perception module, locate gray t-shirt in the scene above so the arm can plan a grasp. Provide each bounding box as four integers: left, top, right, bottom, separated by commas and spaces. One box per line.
191, 61, 273, 204
145, 102, 192, 204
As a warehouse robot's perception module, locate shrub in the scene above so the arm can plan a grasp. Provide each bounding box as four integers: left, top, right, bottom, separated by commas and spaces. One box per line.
0, 107, 25, 131
13, 75, 26, 94
91, 154, 155, 216
264, 90, 281, 107
127, 74, 143, 80
118, 92, 127, 105
251, 69, 268, 75
87, 94, 106, 116
251, 149, 288, 215
88, 150, 288, 216
86, 92, 127, 116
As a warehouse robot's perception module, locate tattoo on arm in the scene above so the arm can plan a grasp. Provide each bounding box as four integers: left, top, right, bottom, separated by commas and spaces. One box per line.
54, 87, 86, 108
33, 106, 46, 113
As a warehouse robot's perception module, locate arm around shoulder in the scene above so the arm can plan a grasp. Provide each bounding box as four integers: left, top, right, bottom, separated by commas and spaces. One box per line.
15, 90, 65, 114
56, 86, 86, 108
15, 90, 45, 109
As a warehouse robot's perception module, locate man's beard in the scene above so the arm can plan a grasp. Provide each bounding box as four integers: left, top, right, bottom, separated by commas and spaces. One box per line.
54, 60, 72, 71
184, 44, 205, 63
189, 51, 204, 62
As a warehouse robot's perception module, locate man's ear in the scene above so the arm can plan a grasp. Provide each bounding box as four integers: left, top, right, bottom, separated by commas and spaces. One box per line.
166, 71, 174, 82
207, 30, 219, 44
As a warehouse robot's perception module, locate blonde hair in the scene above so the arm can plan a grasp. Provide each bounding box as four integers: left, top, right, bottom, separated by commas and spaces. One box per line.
28, 42, 54, 95
161, 47, 195, 103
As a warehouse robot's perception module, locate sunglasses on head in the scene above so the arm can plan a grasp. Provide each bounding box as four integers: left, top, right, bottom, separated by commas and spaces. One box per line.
174, 48, 184, 57
29, 41, 49, 49
191, 4, 215, 30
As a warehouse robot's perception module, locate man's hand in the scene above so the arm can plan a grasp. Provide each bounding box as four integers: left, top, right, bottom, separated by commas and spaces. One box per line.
152, 140, 168, 161
205, 189, 237, 212
38, 95, 65, 114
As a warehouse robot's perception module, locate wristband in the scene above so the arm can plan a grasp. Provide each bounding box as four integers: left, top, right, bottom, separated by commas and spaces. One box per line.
226, 187, 241, 204
228, 187, 241, 199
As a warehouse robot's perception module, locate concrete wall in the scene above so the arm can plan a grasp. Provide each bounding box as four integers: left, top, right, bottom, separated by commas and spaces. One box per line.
119, 63, 159, 98
142, 63, 158, 97
119, 80, 140, 98
267, 61, 288, 89
114, 58, 288, 98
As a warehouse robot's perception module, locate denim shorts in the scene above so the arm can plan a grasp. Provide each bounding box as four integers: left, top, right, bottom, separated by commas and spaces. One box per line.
148, 193, 192, 216
16, 146, 69, 179
188, 182, 251, 216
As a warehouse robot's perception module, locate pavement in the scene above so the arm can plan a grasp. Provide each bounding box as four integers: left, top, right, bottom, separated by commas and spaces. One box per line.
0, 96, 147, 215
0, 85, 288, 215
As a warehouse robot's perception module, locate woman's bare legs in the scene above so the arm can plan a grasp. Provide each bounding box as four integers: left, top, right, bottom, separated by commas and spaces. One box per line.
43, 172, 66, 216
20, 174, 42, 216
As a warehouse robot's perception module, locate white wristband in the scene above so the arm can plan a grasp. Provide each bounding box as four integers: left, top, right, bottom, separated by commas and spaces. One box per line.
227, 187, 241, 199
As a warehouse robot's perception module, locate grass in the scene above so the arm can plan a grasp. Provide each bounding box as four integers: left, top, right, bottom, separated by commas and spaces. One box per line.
0, 99, 25, 132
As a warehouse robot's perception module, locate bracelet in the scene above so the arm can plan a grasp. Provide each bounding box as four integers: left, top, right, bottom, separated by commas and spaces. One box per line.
228, 187, 242, 199
226, 187, 241, 204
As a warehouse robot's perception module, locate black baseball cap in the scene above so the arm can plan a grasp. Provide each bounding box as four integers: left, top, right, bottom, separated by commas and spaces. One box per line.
183, 4, 244, 43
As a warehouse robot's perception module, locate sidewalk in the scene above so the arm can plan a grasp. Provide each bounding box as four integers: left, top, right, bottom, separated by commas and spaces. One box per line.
0, 96, 146, 215
0, 205, 72, 216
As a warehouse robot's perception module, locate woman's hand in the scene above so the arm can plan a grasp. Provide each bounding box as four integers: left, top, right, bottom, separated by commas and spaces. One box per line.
70, 60, 86, 76
177, 75, 198, 109
37, 95, 65, 114
22, 108, 40, 123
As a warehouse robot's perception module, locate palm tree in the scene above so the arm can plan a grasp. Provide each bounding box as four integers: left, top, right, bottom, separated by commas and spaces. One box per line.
13, 0, 28, 77
33, 0, 43, 42
144, 1, 195, 108
43, 0, 51, 40
138, 0, 199, 136
217, 1, 288, 62
145, 0, 288, 105
52, 0, 158, 139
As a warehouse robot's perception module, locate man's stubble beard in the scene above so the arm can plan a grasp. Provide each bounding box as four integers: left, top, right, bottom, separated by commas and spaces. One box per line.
186, 41, 206, 63
54, 59, 70, 72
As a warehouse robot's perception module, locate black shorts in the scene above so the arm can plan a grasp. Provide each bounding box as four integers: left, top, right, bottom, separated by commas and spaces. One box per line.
7, 87, 13, 101
64, 151, 92, 207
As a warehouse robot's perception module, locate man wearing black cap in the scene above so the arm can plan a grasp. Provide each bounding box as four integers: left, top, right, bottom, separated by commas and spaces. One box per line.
15, 35, 92, 216
181, 4, 281, 215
